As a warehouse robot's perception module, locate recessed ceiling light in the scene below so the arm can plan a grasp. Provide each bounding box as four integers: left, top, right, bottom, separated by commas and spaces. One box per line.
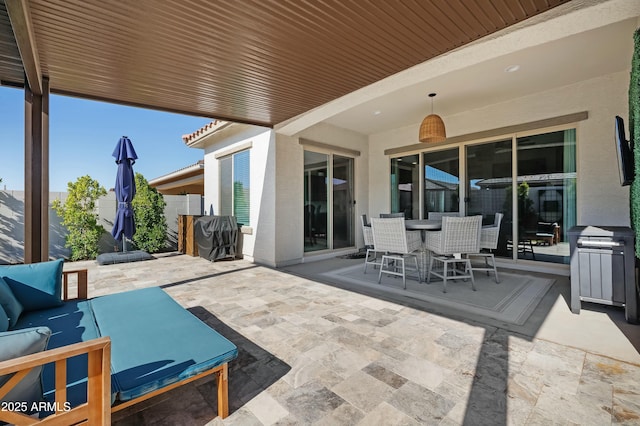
373, 110, 382, 115
505, 65, 520, 73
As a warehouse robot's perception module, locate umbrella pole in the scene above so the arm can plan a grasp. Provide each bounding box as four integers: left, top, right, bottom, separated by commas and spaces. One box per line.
123, 237, 127, 253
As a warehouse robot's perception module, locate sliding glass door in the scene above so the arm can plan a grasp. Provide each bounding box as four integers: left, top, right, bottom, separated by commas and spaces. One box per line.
390, 154, 419, 218
304, 151, 328, 252
515, 129, 576, 263
333, 155, 354, 249
424, 148, 459, 219
466, 140, 512, 258
304, 150, 355, 252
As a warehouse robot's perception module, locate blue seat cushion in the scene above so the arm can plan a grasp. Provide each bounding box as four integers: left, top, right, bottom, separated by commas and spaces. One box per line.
90, 287, 238, 401
0, 260, 64, 312
14, 300, 104, 408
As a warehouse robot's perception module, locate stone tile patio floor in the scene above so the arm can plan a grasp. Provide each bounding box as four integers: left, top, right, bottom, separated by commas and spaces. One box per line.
64, 252, 640, 425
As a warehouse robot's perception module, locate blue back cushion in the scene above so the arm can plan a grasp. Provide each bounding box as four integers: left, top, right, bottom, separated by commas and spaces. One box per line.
0, 259, 64, 312
14, 300, 103, 408
0, 304, 8, 332
0, 327, 51, 412
0, 276, 24, 328
90, 287, 238, 401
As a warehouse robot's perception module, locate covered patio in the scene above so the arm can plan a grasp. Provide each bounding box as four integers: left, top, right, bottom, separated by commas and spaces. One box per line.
2, 0, 638, 267
1, 1, 640, 423
60, 252, 640, 424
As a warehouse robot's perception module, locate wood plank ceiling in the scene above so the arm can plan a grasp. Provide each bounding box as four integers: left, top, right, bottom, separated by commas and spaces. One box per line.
0, 0, 569, 127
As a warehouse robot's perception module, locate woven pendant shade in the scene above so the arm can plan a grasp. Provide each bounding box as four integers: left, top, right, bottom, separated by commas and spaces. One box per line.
419, 93, 446, 143
419, 114, 446, 143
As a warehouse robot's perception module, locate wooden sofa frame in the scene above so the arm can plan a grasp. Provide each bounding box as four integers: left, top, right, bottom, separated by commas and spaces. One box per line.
0, 269, 230, 425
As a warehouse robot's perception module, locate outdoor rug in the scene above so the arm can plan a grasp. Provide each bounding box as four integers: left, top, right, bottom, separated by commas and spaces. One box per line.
321, 264, 554, 326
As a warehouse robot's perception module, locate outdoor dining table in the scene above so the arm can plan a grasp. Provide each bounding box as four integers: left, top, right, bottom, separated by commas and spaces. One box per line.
366, 218, 442, 282
404, 219, 441, 232
404, 219, 441, 280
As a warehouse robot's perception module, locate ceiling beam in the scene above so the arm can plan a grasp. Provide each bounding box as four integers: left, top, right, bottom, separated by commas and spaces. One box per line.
5, 0, 42, 95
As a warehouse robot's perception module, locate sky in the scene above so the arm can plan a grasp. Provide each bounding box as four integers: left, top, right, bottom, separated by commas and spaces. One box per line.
0, 86, 212, 192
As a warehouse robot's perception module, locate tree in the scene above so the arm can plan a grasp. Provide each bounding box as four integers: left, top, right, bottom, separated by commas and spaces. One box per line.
52, 175, 107, 260
132, 173, 167, 253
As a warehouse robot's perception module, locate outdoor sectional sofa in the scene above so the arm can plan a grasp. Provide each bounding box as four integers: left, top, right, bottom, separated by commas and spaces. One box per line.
0, 259, 238, 424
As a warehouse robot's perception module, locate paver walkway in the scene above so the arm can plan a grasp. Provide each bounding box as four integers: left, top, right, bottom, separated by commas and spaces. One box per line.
64, 253, 640, 425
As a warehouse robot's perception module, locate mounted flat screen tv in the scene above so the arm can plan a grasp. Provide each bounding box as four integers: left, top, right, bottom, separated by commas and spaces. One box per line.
615, 115, 634, 186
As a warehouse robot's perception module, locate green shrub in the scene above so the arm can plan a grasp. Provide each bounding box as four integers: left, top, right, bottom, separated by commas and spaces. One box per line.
132, 173, 167, 253
52, 175, 107, 260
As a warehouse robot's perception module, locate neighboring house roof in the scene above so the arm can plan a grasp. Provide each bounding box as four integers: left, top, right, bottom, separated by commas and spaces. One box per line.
148, 160, 204, 195
182, 120, 244, 149
182, 120, 229, 144
425, 179, 459, 191
475, 172, 577, 189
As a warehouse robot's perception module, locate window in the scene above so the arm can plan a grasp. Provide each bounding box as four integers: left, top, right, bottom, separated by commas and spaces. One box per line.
220, 150, 250, 226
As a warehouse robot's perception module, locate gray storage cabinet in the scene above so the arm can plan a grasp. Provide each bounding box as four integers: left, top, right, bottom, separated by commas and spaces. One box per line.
568, 226, 638, 323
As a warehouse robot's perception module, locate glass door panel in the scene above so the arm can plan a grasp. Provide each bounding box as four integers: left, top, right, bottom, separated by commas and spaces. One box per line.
516, 130, 576, 264
333, 155, 354, 249
390, 154, 419, 219
466, 140, 512, 258
304, 151, 328, 252
424, 148, 459, 219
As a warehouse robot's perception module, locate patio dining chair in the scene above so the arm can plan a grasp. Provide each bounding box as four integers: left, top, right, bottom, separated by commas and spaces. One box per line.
468, 212, 503, 283
427, 212, 460, 222
424, 215, 483, 293
379, 212, 405, 218
371, 217, 422, 288
361, 214, 382, 273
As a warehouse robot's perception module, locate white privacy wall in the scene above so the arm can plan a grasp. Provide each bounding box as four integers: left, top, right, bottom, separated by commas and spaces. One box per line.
368, 70, 632, 228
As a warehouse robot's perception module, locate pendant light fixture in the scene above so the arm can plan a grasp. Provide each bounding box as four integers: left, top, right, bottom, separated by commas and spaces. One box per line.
419, 93, 446, 143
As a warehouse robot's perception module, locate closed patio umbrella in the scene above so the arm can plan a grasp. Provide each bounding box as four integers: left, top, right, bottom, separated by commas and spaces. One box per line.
111, 136, 138, 252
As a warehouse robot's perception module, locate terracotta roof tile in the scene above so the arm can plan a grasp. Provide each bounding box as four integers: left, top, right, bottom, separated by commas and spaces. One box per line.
182, 120, 228, 144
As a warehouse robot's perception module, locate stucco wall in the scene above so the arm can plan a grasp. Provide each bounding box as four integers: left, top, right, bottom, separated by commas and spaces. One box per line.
200, 121, 369, 267
274, 122, 369, 266
202, 125, 275, 264
274, 133, 303, 265
369, 70, 632, 228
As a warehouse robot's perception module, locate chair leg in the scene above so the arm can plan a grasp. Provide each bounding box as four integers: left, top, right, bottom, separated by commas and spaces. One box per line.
364, 249, 370, 273
529, 240, 536, 260
484, 256, 490, 276
442, 261, 448, 293
401, 258, 406, 289
490, 254, 500, 283
466, 260, 476, 291
378, 256, 386, 284
413, 256, 421, 283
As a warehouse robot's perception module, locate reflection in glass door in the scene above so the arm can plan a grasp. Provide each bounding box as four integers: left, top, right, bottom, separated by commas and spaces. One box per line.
466, 140, 513, 258
304, 151, 354, 252
390, 154, 419, 218
424, 148, 459, 219
516, 130, 576, 264
304, 151, 328, 252
333, 155, 354, 249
